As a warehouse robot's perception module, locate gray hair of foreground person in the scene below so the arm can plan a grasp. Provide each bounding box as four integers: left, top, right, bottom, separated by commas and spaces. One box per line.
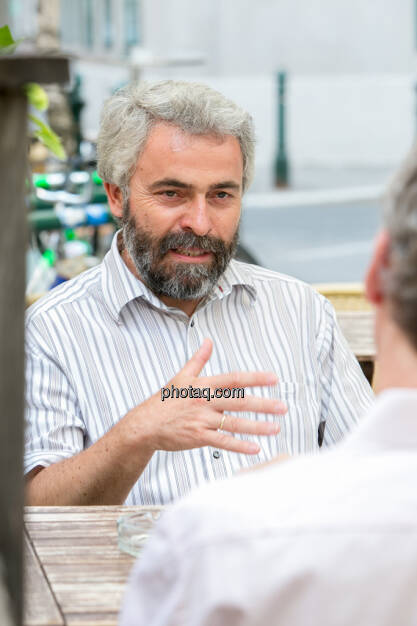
383, 146, 417, 351
97, 80, 255, 201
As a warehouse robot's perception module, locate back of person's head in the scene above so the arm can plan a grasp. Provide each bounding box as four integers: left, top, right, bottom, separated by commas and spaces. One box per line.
382, 147, 417, 351
97, 80, 255, 200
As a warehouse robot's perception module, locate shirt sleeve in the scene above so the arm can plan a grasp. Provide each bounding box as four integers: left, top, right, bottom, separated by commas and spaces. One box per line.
24, 318, 86, 475
118, 508, 189, 626
119, 502, 245, 626
316, 297, 374, 446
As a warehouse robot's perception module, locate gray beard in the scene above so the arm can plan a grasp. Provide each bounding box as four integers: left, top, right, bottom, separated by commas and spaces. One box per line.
121, 203, 239, 300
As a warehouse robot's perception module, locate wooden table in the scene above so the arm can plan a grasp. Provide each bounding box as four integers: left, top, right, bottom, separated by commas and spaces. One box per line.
24, 506, 161, 626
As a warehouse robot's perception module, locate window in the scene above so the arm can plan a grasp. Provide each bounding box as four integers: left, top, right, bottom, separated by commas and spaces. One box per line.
124, 0, 140, 54
103, 0, 113, 49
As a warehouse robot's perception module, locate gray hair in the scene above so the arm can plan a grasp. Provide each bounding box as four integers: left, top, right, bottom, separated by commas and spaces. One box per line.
97, 80, 255, 198
383, 144, 417, 350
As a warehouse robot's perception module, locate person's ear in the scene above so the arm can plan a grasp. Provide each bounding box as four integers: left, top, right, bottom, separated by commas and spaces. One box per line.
103, 182, 124, 219
365, 229, 390, 305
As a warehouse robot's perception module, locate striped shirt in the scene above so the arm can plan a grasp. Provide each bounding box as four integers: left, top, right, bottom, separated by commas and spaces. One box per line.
25, 231, 373, 505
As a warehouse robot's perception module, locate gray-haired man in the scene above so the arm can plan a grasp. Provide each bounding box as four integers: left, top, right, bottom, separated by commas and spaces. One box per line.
25, 81, 372, 505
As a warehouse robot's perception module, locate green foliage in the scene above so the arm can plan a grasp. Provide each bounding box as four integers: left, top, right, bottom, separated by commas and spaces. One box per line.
0, 24, 23, 55
29, 114, 66, 160
0, 24, 66, 160
25, 83, 49, 111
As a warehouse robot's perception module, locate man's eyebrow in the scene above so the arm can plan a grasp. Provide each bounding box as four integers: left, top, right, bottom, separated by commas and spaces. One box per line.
149, 178, 190, 190
148, 178, 241, 192
209, 181, 241, 191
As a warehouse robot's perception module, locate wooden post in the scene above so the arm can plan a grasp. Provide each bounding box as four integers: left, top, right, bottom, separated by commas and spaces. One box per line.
0, 54, 69, 626
0, 84, 27, 626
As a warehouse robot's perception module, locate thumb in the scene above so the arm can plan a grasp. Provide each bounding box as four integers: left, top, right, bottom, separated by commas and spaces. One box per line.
180, 338, 213, 378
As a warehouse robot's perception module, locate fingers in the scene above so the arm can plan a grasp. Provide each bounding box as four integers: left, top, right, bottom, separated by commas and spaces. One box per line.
204, 430, 261, 455
212, 413, 281, 437
211, 395, 287, 415
201, 403, 284, 455
200, 370, 277, 390
180, 338, 213, 378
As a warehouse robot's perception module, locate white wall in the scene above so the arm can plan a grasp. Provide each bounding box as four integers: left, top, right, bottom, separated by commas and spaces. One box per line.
142, 0, 416, 75
288, 74, 415, 164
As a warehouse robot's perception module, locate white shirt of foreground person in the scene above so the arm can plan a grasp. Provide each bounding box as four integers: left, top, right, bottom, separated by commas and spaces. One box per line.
119, 388, 417, 626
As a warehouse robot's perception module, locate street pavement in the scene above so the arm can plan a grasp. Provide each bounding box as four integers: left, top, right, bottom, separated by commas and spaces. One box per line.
239, 200, 382, 284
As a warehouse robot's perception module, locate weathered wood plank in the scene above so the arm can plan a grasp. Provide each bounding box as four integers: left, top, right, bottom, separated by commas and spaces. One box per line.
23, 533, 64, 626
25, 507, 162, 625
25, 549, 133, 563
24, 505, 157, 522
65, 612, 119, 626
25, 520, 127, 533
49, 584, 129, 611
36, 567, 135, 585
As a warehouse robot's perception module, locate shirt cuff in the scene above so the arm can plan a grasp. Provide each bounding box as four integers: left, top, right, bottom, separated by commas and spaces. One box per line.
24, 450, 77, 476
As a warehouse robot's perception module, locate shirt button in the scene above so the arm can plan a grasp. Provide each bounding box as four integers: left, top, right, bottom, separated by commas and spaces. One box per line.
213, 450, 220, 459
190, 320, 195, 327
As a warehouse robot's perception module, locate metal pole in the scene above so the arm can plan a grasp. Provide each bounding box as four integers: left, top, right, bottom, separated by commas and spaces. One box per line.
414, 2, 417, 136
415, 81, 417, 137
274, 70, 290, 188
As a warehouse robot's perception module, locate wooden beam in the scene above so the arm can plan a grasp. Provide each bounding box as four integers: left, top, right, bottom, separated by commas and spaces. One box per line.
0, 56, 70, 87
0, 54, 69, 626
0, 85, 28, 626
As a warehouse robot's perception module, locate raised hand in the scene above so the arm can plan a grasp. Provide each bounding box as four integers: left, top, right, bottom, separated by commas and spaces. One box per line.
128, 338, 286, 455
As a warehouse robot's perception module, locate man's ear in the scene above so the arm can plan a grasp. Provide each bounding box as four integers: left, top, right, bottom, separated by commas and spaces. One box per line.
365, 229, 390, 305
103, 182, 124, 219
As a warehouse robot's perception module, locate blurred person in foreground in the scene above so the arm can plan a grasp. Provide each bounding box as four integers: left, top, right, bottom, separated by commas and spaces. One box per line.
119, 148, 417, 625
24, 81, 372, 506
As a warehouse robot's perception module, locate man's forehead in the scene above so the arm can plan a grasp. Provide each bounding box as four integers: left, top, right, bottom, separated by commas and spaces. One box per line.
133, 122, 243, 189
169, 127, 196, 152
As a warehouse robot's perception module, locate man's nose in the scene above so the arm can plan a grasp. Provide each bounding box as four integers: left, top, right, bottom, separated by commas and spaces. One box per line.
179, 195, 211, 236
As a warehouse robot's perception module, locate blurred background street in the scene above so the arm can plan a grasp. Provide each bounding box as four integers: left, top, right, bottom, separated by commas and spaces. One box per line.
2, 0, 415, 286
241, 198, 380, 282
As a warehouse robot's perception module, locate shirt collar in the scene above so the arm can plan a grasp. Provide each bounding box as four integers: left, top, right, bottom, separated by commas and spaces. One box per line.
339, 388, 417, 454
207, 258, 257, 303
101, 230, 257, 321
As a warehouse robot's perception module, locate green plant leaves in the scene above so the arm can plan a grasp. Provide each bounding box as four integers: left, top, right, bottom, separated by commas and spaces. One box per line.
29, 114, 67, 160
0, 24, 14, 46
1, 24, 66, 160
25, 83, 49, 111
0, 24, 23, 55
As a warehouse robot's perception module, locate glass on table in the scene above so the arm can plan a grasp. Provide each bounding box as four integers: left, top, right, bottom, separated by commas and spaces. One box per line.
117, 508, 162, 557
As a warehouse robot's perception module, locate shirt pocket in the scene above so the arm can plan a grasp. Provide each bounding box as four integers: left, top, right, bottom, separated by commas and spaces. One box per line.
276, 380, 321, 454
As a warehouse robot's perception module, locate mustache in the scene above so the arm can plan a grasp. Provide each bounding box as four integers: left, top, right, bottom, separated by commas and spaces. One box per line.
158, 231, 228, 257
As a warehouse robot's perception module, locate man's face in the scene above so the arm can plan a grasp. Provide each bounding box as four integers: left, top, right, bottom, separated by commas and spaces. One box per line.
119, 122, 243, 300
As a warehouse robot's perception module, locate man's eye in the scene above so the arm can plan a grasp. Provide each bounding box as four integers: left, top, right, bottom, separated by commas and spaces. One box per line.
163, 190, 178, 197
216, 191, 230, 199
